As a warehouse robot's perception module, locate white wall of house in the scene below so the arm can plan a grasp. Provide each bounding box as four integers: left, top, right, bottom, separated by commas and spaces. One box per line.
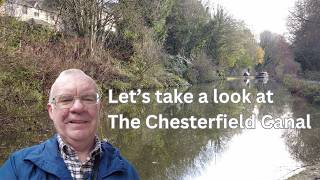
2, 2, 58, 26
1, 2, 116, 32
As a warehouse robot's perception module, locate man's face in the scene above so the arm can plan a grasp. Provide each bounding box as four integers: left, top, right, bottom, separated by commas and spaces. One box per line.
48, 75, 101, 143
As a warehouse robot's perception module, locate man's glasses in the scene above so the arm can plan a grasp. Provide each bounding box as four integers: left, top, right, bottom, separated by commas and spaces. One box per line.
51, 93, 101, 109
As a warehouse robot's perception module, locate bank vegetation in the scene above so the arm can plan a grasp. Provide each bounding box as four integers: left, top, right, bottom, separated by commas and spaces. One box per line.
0, 0, 319, 129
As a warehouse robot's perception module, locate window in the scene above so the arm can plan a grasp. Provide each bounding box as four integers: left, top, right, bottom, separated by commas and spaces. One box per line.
34, 12, 39, 17
22, 6, 27, 14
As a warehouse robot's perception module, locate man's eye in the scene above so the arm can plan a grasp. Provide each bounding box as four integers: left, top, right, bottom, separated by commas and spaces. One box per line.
58, 96, 74, 103
81, 95, 96, 102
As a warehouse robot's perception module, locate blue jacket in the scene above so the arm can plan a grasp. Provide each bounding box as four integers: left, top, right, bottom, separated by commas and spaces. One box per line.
0, 135, 140, 180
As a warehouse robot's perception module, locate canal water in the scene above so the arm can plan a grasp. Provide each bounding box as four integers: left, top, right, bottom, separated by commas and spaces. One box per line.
1, 79, 320, 180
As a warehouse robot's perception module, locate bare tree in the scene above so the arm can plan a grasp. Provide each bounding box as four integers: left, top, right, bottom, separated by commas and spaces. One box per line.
56, 0, 118, 54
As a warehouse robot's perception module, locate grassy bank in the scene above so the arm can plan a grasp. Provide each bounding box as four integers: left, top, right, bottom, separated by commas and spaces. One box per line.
283, 75, 320, 104
0, 16, 190, 133
287, 164, 320, 180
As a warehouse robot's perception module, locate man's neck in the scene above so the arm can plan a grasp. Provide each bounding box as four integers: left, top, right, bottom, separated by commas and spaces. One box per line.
60, 135, 95, 162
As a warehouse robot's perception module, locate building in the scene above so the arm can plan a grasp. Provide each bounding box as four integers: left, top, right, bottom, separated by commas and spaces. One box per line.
0, 0, 116, 32
0, 0, 59, 28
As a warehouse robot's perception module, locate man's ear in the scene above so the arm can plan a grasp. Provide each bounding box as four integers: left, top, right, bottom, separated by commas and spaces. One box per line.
47, 103, 54, 120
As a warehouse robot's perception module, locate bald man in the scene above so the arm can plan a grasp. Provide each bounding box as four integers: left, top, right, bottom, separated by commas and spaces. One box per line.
0, 69, 140, 180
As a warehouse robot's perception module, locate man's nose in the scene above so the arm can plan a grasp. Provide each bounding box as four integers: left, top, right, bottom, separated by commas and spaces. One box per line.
69, 99, 85, 112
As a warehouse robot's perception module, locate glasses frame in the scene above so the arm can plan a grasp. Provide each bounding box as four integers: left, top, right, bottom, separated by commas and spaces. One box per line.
50, 93, 101, 109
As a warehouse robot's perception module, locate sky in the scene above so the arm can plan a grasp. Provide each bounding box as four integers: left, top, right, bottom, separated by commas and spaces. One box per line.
205, 0, 296, 37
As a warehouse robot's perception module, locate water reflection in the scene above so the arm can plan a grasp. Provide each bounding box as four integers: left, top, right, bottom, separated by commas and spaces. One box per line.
181, 118, 301, 180
102, 80, 307, 180
284, 97, 320, 166
1, 80, 320, 180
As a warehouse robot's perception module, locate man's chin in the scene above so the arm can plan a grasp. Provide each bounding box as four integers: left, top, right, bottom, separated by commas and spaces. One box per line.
66, 130, 94, 141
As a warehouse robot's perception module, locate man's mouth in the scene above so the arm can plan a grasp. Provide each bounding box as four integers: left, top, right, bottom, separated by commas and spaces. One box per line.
68, 120, 88, 124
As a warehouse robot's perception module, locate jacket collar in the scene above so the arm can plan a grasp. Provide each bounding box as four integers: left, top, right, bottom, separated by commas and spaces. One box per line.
99, 141, 127, 178
23, 134, 127, 178
23, 134, 72, 178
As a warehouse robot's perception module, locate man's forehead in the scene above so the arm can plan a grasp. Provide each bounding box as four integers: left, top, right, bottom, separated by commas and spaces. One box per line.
51, 73, 97, 94
57, 73, 94, 83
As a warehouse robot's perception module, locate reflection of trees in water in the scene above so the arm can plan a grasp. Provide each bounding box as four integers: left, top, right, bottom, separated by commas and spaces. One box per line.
284, 97, 320, 165
253, 81, 320, 166
285, 129, 320, 165
163, 133, 234, 180
0, 102, 53, 165
101, 125, 234, 180
101, 82, 251, 180
104, 127, 237, 180
253, 80, 296, 123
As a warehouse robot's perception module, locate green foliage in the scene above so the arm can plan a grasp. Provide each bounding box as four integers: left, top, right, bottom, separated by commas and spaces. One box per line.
122, 30, 139, 41
156, 0, 260, 82
302, 71, 320, 81
0, 16, 54, 50
283, 75, 320, 104
153, 0, 175, 41
153, 19, 167, 41
0, 58, 44, 116
0, 0, 263, 91
203, 11, 257, 72
185, 53, 218, 83
258, 31, 300, 79
110, 80, 133, 91
0, 17, 56, 117
164, 55, 190, 78
157, 72, 189, 87
288, 0, 320, 72
163, 0, 210, 56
